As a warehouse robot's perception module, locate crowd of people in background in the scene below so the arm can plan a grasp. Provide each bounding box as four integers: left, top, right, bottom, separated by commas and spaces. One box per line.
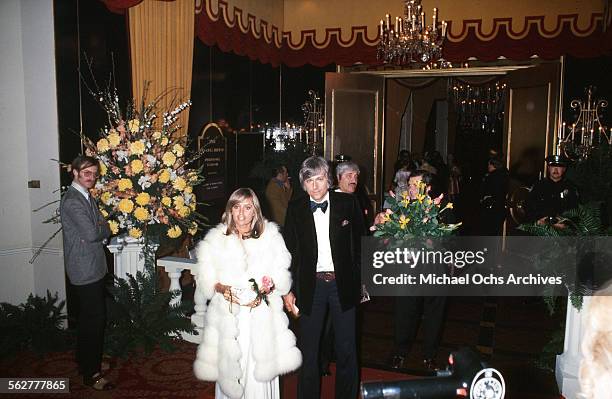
63, 145, 600, 398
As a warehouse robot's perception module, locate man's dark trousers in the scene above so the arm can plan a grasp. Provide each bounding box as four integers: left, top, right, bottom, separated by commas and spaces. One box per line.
394, 295, 446, 360
298, 279, 357, 399
73, 277, 107, 378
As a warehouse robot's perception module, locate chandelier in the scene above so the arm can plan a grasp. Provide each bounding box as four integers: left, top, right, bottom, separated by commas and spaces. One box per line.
377, 0, 448, 66
301, 90, 324, 154
556, 86, 611, 161
448, 78, 507, 135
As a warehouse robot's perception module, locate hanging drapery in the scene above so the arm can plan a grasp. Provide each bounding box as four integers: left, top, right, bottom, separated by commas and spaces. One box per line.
127, 0, 195, 137
105, 0, 612, 68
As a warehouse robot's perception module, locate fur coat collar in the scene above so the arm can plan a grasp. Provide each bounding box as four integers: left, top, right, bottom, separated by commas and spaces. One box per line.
193, 221, 301, 398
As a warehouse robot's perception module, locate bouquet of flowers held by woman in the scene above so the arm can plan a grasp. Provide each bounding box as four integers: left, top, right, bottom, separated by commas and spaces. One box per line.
82, 82, 205, 240
229, 276, 275, 308
249, 276, 274, 306
372, 180, 461, 238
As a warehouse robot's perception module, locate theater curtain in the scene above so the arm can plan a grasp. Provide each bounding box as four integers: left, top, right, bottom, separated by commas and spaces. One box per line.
127, 0, 195, 137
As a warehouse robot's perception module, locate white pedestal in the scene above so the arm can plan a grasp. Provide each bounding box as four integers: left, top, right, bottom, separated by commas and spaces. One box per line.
107, 235, 158, 282
556, 296, 590, 399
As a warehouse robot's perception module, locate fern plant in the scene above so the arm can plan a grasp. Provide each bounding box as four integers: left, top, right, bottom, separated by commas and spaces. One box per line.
518, 203, 606, 312
104, 238, 196, 358
0, 291, 69, 358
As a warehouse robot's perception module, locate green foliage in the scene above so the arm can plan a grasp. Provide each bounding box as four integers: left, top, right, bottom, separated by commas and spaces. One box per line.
519, 203, 604, 237
518, 204, 606, 312
0, 291, 68, 358
535, 317, 565, 372
566, 143, 612, 206
373, 181, 461, 238
104, 238, 196, 358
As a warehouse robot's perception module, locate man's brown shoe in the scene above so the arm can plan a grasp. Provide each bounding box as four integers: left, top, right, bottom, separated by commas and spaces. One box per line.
84, 373, 115, 391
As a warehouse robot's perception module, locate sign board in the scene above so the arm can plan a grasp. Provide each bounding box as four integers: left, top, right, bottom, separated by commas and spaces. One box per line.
198, 123, 227, 200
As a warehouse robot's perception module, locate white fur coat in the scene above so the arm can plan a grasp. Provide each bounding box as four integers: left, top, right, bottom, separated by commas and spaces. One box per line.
193, 221, 302, 398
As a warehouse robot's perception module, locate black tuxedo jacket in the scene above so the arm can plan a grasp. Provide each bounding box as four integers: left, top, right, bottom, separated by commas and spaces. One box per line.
283, 191, 365, 315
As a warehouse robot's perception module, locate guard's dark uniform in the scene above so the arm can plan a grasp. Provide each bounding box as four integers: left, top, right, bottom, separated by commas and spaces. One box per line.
479, 168, 509, 235
525, 177, 578, 222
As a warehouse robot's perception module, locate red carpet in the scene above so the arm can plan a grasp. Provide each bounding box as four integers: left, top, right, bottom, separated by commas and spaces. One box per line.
0, 343, 411, 399
281, 364, 413, 399
0, 341, 563, 398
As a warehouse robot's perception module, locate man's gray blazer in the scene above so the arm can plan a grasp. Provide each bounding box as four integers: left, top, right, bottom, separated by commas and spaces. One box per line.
60, 185, 111, 285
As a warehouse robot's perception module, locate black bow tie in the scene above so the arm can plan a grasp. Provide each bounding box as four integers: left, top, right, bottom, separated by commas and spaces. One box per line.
310, 200, 328, 213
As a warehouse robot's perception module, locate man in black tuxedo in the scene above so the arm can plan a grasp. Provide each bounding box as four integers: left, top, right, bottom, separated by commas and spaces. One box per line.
283, 156, 365, 399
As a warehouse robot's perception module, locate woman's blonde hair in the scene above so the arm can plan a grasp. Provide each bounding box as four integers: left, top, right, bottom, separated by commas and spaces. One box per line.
579, 282, 612, 399
221, 188, 265, 238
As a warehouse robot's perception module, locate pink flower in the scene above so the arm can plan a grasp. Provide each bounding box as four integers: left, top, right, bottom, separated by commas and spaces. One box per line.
260, 276, 274, 294
433, 193, 444, 205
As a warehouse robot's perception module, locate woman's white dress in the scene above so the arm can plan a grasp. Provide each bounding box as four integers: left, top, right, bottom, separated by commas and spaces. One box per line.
215, 302, 280, 399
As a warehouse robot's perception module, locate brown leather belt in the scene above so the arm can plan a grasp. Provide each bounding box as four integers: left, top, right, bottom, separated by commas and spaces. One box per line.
316, 272, 336, 282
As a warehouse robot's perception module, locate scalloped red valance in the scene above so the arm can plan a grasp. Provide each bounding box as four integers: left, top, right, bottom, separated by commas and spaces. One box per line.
102, 0, 612, 67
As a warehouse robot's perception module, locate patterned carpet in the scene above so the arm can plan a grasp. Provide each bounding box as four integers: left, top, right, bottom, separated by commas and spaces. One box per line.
0, 343, 412, 399
0, 342, 214, 399
0, 296, 564, 398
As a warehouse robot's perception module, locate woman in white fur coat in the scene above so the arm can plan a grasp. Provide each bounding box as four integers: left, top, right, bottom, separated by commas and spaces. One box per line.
193, 188, 302, 399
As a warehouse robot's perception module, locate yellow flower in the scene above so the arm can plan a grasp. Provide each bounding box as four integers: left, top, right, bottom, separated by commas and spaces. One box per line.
187, 171, 198, 182
173, 177, 187, 191
158, 169, 171, 183
161, 196, 172, 207
178, 206, 191, 218
100, 191, 112, 205
167, 225, 182, 238
184, 185, 193, 194
130, 159, 144, 174
134, 206, 149, 221
173, 195, 185, 209
135, 192, 150, 206
108, 220, 119, 235
117, 178, 133, 191
152, 131, 162, 140
99, 162, 108, 176
96, 138, 110, 152
400, 198, 410, 207
107, 131, 121, 148
129, 140, 146, 156
100, 209, 109, 218
190, 201, 196, 211
161, 137, 169, 146
118, 198, 134, 213
399, 214, 410, 229
129, 227, 142, 239
172, 144, 184, 157
188, 222, 198, 236
162, 151, 176, 166
128, 119, 140, 133
444, 202, 454, 210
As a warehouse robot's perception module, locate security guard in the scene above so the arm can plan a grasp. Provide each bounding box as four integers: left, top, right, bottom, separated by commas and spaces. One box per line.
525, 154, 579, 225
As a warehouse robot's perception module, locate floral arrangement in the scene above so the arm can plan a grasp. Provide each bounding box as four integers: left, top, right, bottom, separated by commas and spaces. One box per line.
248, 276, 275, 306
82, 84, 205, 240
372, 180, 461, 238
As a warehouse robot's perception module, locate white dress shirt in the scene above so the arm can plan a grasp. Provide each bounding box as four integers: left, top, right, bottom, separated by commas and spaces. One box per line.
311, 192, 335, 272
